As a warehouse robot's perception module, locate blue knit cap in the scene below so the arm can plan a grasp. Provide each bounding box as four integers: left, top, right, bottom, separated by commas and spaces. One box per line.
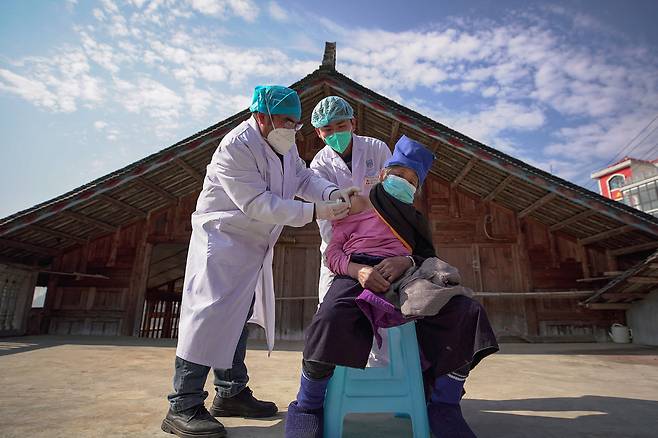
249, 85, 301, 121
385, 135, 435, 185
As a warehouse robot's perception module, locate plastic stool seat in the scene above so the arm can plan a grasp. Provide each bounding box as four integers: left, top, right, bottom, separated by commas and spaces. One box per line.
323, 322, 430, 438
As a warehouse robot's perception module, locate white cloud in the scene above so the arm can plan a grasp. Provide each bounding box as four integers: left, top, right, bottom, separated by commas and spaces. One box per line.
546, 114, 658, 162
106, 128, 120, 141
109, 13, 130, 37
0, 69, 58, 110
407, 98, 545, 146
268, 1, 287, 22
150, 40, 190, 64
114, 77, 183, 130
198, 64, 227, 82
0, 49, 104, 113
92, 120, 119, 140
100, 0, 120, 14
129, 0, 149, 8
79, 31, 125, 73
92, 8, 106, 21
65, 0, 78, 11
185, 86, 211, 117
187, 0, 260, 21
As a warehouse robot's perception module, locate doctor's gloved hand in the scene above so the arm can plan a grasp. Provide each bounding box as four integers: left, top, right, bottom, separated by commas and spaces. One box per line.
329, 186, 361, 207
315, 200, 350, 221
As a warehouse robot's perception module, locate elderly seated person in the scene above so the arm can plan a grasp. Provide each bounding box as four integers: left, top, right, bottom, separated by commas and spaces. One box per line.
285, 136, 499, 438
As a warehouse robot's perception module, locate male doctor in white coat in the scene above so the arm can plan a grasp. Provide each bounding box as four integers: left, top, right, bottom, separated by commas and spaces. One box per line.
161, 86, 357, 438
310, 96, 414, 306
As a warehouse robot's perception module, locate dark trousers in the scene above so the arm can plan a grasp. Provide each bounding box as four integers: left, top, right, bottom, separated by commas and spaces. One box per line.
303, 264, 499, 387
167, 300, 254, 412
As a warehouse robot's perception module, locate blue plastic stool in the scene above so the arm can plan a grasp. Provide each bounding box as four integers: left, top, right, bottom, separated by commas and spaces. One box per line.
323, 322, 430, 438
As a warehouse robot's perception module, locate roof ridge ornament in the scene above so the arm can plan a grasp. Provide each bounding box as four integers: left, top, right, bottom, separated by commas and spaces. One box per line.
320, 41, 336, 71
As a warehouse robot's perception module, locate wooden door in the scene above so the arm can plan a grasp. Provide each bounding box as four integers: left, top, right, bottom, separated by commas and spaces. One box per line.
269, 224, 323, 340
478, 244, 526, 338
435, 245, 479, 290
0, 264, 37, 336
435, 243, 526, 338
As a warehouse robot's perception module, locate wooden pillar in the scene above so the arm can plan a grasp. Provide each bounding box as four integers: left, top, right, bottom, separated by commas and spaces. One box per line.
576, 243, 591, 278
19, 271, 39, 336
547, 230, 559, 268
124, 217, 153, 336
162, 281, 175, 338
606, 249, 619, 273
107, 229, 121, 268
41, 256, 62, 334
518, 219, 538, 337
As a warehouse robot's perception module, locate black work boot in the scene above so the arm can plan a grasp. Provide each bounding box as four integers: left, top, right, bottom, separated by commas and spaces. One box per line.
210, 386, 278, 418
161, 404, 227, 438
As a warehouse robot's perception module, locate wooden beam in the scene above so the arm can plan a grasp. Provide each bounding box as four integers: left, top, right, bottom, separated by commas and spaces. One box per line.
627, 276, 658, 284
389, 121, 400, 148
474, 290, 593, 298
578, 225, 635, 246
0, 237, 59, 256
576, 276, 616, 282
39, 270, 109, 279
96, 193, 145, 217
61, 211, 117, 233
322, 83, 331, 98
27, 225, 87, 245
602, 292, 650, 301
518, 192, 558, 218
452, 156, 478, 188
483, 175, 513, 202
147, 235, 191, 244
174, 158, 204, 184
549, 209, 595, 232
133, 177, 178, 202
583, 302, 632, 310
603, 271, 623, 276
610, 241, 658, 256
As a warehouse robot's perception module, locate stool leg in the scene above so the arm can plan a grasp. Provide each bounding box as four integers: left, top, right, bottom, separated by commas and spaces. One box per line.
403, 323, 430, 438
324, 366, 347, 438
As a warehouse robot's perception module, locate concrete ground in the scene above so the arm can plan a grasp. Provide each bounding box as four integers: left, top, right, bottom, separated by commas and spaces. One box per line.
1, 336, 657, 438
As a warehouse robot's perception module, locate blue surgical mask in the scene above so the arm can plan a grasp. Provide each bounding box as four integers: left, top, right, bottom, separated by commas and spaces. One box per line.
382, 175, 416, 204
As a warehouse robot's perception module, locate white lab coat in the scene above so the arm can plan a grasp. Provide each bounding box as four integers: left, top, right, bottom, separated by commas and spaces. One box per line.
310, 134, 392, 302
176, 116, 337, 369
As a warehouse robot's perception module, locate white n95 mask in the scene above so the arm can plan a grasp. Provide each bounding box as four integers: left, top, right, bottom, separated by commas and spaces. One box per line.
266, 128, 296, 155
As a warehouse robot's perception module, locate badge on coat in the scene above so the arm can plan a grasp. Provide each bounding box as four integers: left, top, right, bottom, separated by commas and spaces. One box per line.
364, 176, 379, 186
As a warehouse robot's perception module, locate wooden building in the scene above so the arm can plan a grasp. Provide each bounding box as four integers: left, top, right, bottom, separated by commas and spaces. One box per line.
2, 44, 658, 341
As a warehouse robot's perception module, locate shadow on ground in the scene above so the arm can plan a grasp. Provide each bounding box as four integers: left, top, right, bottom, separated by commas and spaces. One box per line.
464, 395, 658, 438
265, 395, 658, 438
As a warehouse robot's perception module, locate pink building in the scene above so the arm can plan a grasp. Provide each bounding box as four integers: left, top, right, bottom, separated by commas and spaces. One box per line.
591, 157, 658, 200
591, 157, 658, 217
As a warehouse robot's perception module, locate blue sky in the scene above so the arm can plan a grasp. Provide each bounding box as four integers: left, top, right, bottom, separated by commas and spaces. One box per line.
1, 0, 658, 218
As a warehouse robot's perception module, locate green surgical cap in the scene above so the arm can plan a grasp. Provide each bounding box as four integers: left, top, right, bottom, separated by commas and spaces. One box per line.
249, 85, 302, 121
311, 96, 354, 128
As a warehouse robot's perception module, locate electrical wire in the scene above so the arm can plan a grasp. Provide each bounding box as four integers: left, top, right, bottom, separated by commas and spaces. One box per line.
586, 114, 658, 190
